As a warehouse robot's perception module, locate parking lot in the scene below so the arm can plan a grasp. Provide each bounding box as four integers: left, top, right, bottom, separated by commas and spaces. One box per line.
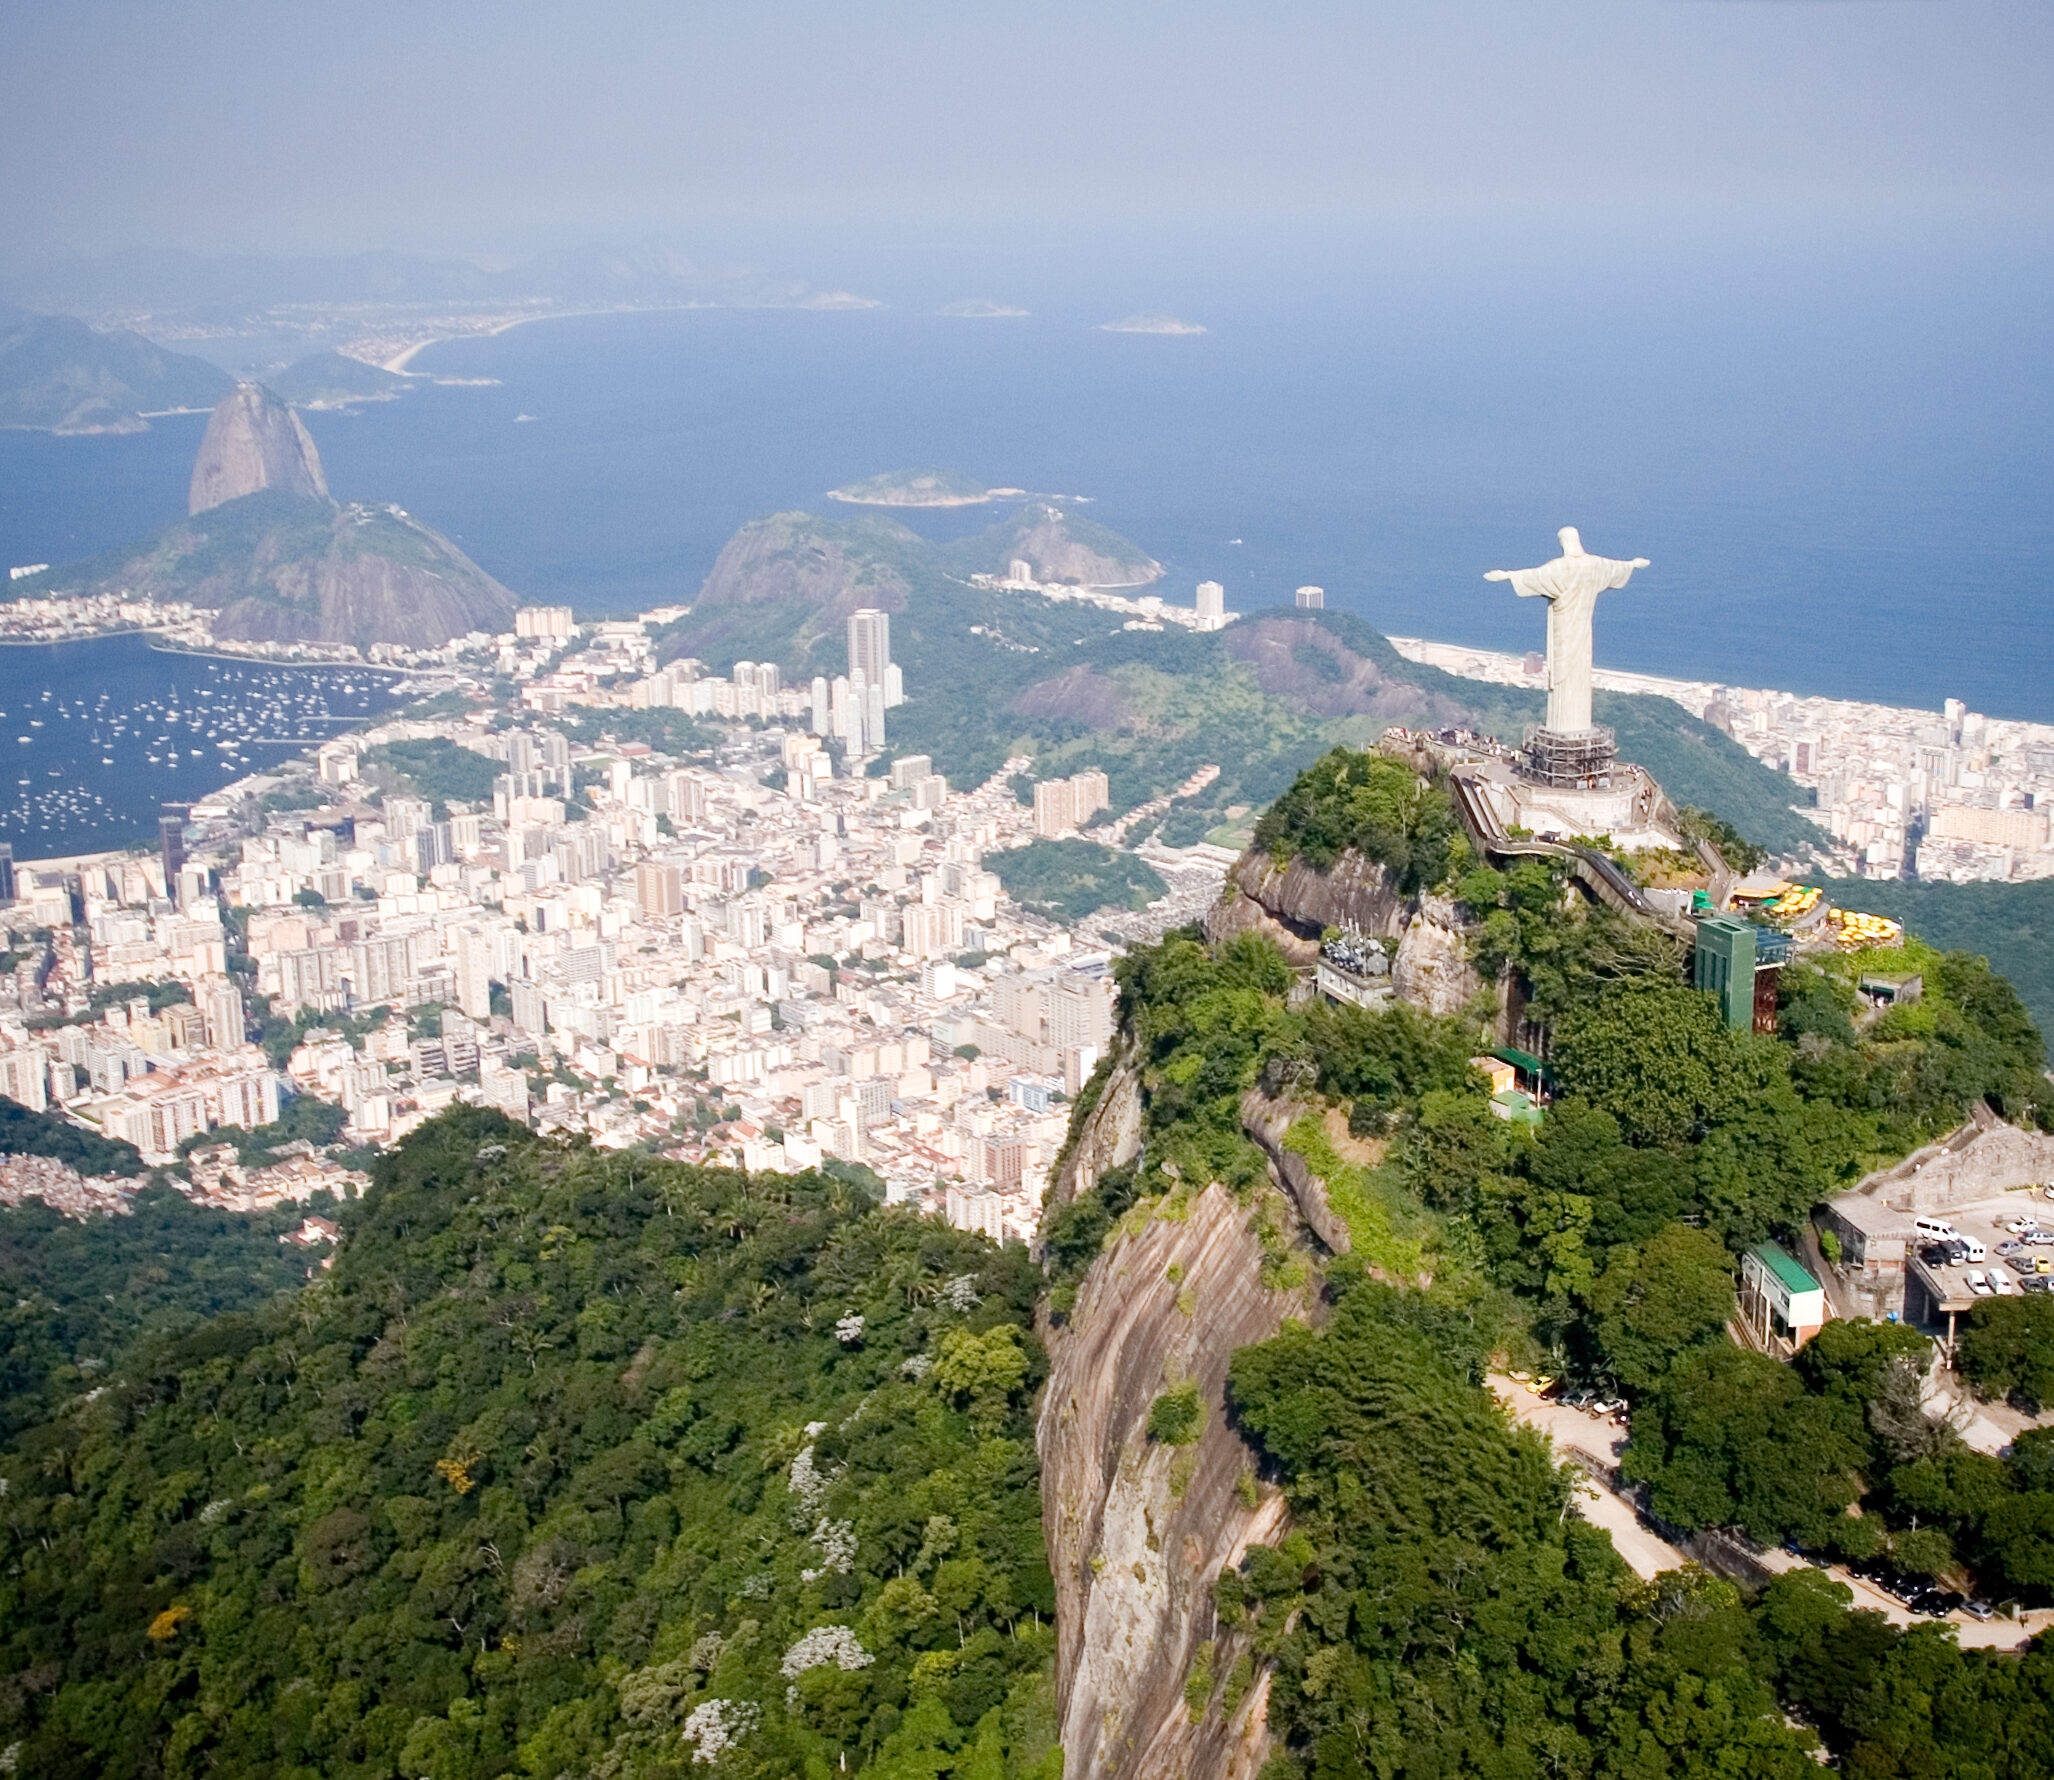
1907, 1189, 2054, 1330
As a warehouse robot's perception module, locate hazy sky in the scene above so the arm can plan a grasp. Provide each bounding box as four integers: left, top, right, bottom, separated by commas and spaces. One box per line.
3, 0, 2049, 263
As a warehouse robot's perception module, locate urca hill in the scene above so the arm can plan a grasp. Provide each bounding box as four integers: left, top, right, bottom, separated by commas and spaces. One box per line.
10, 383, 515, 650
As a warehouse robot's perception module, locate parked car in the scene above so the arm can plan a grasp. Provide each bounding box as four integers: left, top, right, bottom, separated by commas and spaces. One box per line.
1994, 1276, 2018, 1295
1965, 1599, 1996, 1622
1967, 1272, 1992, 1295
1998, 1240, 2026, 1257
2025, 1277, 2053, 1294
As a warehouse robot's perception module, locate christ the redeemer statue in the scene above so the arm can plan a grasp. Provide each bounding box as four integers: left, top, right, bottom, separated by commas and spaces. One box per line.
1485, 526, 1649, 734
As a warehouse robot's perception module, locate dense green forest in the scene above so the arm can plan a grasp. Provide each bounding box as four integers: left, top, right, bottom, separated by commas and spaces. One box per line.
0, 1185, 315, 1442
1044, 740, 2054, 1772
1079, 916, 2054, 1772
362, 738, 500, 811
0, 1110, 1058, 1779
1823, 874, 2054, 1061
0, 1093, 144, 1175
986, 839, 1165, 923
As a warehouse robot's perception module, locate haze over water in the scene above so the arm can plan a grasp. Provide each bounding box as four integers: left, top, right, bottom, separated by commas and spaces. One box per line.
3, 224, 2050, 726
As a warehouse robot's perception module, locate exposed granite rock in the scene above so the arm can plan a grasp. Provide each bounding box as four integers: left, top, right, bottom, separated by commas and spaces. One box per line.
1204, 847, 1411, 964
1039, 1181, 1306, 1780
1392, 892, 1483, 1017
1238, 1090, 1351, 1257
1223, 615, 1480, 725
664, 510, 916, 667
1054, 1052, 1146, 1204
189, 383, 329, 514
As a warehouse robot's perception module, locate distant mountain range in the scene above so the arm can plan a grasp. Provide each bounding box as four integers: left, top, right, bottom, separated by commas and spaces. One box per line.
3, 244, 863, 315
0, 302, 233, 433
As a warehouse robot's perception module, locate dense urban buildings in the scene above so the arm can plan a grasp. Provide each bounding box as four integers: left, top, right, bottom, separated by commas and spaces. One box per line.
0, 606, 1162, 1247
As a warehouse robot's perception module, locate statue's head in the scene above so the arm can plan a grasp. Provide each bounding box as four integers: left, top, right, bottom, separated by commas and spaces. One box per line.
1557, 526, 1584, 556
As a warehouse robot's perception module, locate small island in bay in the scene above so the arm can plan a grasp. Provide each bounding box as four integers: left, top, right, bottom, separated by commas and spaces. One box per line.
827, 467, 998, 507
941, 298, 1029, 318
1099, 310, 1207, 336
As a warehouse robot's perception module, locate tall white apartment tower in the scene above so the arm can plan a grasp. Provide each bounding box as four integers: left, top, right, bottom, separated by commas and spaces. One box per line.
848, 608, 891, 689
1195, 581, 1226, 629
452, 926, 494, 1022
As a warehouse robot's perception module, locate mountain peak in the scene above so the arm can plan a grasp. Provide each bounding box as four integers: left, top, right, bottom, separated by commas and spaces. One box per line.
188, 382, 329, 514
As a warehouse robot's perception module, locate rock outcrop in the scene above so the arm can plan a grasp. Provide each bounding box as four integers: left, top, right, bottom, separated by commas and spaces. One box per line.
1039, 1176, 1305, 1780
189, 383, 329, 513
1223, 615, 1480, 725
1392, 891, 1485, 1017
666, 510, 916, 668
1239, 1091, 1354, 1257
1206, 846, 1413, 963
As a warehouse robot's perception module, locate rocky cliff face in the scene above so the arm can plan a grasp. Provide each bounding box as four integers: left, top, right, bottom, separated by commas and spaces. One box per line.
1392, 891, 1485, 1017
189, 383, 329, 513
1205, 846, 1413, 962
1040, 1174, 1305, 1780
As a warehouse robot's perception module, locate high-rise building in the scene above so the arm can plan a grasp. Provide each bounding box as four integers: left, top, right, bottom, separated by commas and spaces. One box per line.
415, 822, 455, 873
451, 926, 494, 1021
811, 675, 831, 736
1295, 585, 1325, 609
158, 805, 190, 889
636, 860, 684, 918
1195, 581, 1226, 628
891, 754, 933, 791
848, 608, 891, 688
0, 843, 15, 904
1032, 769, 1109, 838
197, 975, 246, 1049
515, 606, 575, 640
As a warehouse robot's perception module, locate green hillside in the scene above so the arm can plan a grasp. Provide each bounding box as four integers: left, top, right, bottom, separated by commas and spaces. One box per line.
1050, 766, 2054, 1772
1823, 874, 2054, 1059
0, 1109, 1058, 1778
11, 488, 517, 648
665, 510, 1818, 862
0, 1183, 313, 1442
267, 350, 414, 406
0, 304, 232, 433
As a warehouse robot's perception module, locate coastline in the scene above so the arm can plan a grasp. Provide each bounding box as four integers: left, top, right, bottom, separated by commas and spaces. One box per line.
375, 300, 748, 375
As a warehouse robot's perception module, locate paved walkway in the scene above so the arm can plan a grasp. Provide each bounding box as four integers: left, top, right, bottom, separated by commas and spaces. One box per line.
1488, 1378, 1688, 1580
1490, 1376, 2053, 1649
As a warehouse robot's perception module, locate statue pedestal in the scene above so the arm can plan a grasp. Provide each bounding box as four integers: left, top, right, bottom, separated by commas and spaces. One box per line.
1521, 725, 1617, 791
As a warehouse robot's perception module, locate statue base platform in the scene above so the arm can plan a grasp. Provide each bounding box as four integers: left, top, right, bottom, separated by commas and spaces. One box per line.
1521, 725, 1618, 790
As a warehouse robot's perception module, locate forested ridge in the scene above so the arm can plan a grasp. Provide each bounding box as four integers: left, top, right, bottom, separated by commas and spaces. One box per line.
0, 1110, 1058, 1779
1044, 743, 2054, 1775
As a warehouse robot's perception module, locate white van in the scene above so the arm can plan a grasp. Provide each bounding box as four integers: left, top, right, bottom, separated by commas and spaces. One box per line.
1961, 1239, 1988, 1263
1914, 1216, 1959, 1244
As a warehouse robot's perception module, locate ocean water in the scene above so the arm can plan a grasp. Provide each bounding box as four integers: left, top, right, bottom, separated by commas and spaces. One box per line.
0, 637, 404, 858
2, 225, 2050, 727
